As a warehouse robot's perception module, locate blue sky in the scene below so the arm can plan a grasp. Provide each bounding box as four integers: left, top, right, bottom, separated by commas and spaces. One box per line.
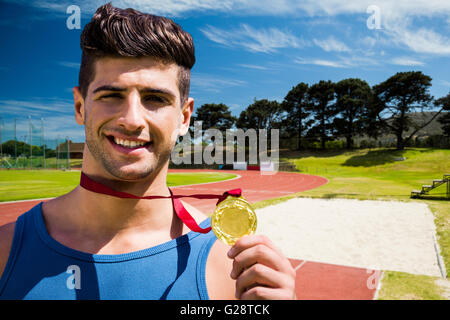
1, 0, 449, 143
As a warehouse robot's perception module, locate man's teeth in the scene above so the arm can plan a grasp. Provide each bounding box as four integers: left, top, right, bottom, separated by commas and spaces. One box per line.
114, 137, 148, 148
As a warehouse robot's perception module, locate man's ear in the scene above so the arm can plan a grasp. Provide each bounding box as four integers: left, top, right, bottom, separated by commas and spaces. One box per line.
178, 97, 194, 136
73, 86, 85, 125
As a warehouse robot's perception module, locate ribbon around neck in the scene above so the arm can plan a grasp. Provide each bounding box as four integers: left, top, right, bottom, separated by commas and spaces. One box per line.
79, 172, 242, 234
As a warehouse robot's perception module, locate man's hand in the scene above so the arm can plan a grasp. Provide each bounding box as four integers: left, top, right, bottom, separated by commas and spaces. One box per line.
227, 235, 296, 300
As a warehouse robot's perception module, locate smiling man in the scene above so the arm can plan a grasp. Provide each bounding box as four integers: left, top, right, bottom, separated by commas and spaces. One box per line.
0, 3, 295, 300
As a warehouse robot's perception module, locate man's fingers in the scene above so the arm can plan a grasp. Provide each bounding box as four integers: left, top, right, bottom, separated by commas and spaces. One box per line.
227, 234, 297, 300
240, 287, 287, 300
234, 263, 284, 299
230, 243, 290, 279
228, 234, 283, 259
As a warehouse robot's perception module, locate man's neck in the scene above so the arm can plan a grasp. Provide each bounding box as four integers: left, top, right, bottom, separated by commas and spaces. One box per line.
41, 163, 187, 254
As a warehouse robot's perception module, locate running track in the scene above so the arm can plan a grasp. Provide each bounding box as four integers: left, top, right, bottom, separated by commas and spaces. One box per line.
0, 169, 380, 300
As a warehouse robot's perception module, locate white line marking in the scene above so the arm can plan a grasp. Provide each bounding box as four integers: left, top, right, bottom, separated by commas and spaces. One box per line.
0, 197, 54, 205
295, 260, 307, 271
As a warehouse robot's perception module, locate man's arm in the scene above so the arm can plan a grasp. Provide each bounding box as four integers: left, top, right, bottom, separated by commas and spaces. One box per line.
0, 222, 16, 280
205, 240, 237, 299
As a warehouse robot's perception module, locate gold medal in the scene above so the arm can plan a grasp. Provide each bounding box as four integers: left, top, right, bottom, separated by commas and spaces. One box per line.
211, 195, 257, 246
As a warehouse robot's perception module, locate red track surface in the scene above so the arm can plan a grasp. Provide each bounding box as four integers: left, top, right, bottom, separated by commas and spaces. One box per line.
169, 169, 329, 214
0, 169, 379, 300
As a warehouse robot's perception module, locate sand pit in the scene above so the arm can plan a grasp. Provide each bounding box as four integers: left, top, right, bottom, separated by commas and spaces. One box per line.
255, 198, 444, 277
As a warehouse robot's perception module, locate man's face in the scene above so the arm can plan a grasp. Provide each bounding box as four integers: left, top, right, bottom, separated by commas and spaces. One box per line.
74, 57, 192, 181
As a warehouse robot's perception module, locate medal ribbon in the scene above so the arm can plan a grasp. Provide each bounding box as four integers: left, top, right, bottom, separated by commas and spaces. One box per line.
80, 172, 242, 234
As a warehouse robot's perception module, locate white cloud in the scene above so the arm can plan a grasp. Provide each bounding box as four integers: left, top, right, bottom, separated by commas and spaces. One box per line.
8, 0, 276, 17
386, 27, 450, 55
0, 98, 74, 117
200, 24, 305, 53
58, 61, 81, 69
11, 0, 450, 18
0, 98, 83, 141
313, 37, 350, 52
295, 58, 348, 68
190, 73, 246, 93
295, 54, 379, 68
10, 114, 84, 142
237, 64, 268, 70
390, 57, 425, 67
8, 0, 450, 56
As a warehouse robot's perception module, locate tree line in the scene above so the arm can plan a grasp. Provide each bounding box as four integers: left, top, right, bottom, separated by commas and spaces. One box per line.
0, 140, 58, 158
191, 71, 450, 151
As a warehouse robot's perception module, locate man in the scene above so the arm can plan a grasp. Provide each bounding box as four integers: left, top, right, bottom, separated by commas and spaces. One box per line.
0, 3, 295, 300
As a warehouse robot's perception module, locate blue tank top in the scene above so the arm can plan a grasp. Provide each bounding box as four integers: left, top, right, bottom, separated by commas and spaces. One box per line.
0, 202, 218, 300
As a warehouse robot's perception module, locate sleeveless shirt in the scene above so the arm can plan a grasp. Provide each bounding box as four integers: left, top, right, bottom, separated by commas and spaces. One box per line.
0, 202, 217, 300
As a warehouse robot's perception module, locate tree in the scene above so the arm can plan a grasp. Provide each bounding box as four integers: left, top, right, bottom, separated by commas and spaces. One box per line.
191, 103, 236, 131
307, 80, 336, 149
190, 103, 236, 144
0, 140, 41, 157
188, 103, 236, 164
236, 99, 281, 153
281, 82, 311, 150
373, 71, 442, 150
436, 93, 450, 137
362, 90, 386, 140
333, 78, 372, 149
236, 99, 281, 131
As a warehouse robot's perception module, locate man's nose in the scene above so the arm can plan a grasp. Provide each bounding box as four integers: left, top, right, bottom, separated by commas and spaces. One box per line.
117, 93, 146, 132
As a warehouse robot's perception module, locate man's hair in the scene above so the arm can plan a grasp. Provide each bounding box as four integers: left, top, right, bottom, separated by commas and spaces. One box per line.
79, 2, 195, 105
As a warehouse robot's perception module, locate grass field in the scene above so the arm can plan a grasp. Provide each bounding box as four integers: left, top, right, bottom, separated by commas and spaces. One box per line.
280, 148, 449, 201
275, 147, 450, 300
0, 170, 237, 202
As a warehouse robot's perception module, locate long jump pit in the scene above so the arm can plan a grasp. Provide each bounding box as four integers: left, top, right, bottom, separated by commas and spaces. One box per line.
255, 197, 445, 299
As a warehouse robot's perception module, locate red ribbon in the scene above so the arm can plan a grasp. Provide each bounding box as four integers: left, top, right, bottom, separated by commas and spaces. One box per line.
79, 172, 241, 234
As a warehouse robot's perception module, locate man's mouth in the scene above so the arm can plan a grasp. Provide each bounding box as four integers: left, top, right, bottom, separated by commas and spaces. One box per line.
107, 135, 153, 149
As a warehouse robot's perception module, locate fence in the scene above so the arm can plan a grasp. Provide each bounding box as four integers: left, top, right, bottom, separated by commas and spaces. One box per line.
0, 117, 74, 170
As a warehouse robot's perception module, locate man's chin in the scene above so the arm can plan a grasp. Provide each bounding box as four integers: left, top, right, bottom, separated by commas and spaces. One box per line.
104, 163, 159, 181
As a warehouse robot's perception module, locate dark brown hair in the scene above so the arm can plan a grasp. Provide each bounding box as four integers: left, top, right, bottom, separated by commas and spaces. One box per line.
78, 2, 195, 105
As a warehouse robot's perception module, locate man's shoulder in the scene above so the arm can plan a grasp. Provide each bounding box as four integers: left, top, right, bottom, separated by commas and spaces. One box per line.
0, 222, 16, 280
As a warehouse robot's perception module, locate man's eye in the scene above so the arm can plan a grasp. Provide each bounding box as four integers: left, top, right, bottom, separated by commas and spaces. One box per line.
100, 94, 122, 99
144, 95, 166, 103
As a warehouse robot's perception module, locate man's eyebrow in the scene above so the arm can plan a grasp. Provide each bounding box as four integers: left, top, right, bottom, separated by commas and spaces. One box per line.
92, 85, 176, 98
92, 85, 126, 94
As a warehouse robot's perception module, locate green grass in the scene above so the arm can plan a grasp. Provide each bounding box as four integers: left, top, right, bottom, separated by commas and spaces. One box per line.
0, 170, 237, 202
254, 147, 450, 300
1, 157, 83, 169
166, 172, 237, 186
377, 271, 448, 300
281, 148, 449, 201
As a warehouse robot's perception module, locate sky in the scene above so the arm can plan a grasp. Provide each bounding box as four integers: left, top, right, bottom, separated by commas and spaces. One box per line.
0, 0, 449, 143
